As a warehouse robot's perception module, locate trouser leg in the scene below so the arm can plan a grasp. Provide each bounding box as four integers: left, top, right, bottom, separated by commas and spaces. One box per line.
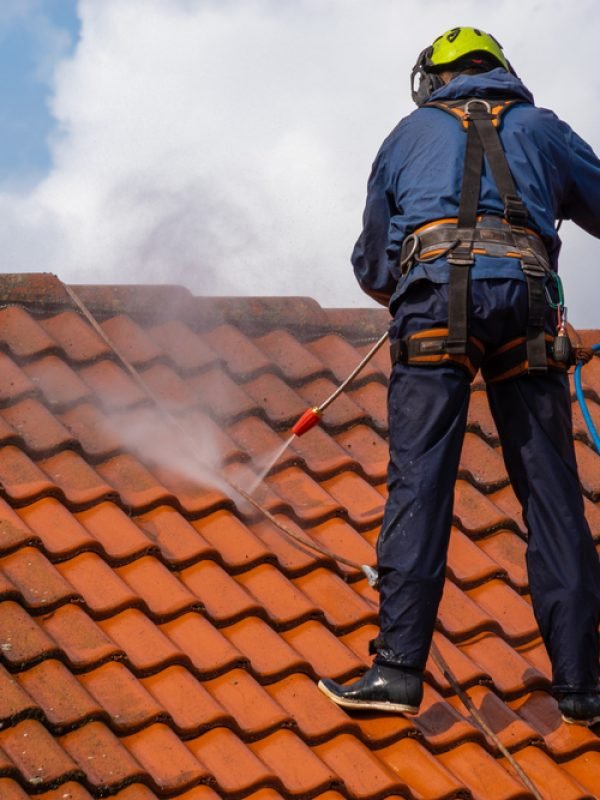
376, 362, 470, 669
487, 372, 600, 692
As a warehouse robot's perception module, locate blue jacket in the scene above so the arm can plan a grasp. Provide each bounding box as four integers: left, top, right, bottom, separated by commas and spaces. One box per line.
352, 69, 600, 311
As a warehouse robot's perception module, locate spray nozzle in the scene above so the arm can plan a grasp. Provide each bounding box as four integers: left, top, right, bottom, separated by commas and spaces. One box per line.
292, 407, 322, 437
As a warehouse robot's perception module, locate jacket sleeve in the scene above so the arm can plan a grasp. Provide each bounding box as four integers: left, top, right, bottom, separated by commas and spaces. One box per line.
351, 150, 399, 306
561, 126, 600, 238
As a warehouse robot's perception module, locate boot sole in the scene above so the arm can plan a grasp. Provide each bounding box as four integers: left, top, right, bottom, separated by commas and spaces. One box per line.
317, 679, 419, 715
561, 713, 600, 727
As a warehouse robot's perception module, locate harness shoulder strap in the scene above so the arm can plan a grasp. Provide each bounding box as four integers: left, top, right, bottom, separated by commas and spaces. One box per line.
422, 97, 548, 371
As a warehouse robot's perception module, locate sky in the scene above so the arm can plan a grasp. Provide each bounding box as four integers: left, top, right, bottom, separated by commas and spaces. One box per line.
2, 0, 600, 326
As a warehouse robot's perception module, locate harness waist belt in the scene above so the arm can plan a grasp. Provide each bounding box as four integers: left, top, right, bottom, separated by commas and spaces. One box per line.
400, 216, 550, 276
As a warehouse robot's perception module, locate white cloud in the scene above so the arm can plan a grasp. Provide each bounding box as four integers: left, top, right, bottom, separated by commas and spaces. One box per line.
2, 0, 600, 325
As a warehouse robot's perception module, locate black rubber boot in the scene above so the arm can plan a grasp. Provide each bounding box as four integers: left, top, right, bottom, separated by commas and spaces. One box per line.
558, 693, 600, 726
317, 663, 423, 714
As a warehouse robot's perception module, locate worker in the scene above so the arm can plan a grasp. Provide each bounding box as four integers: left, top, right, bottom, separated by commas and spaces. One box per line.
318, 27, 600, 725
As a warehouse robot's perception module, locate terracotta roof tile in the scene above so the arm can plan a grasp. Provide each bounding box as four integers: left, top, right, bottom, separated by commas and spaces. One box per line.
61, 721, 146, 790
141, 665, 230, 735
314, 733, 406, 798
264, 673, 356, 742
134, 506, 216, 566
437, 740, 534, 798
41, 605, 124, 669
0, 353, 37, 406
80, 662, 166, 732
254, 330, 329, 384
0, 601, 62, 667
39, 451, 116, 507
0, 306, 59, 360
122, 724, 208, 792
0, 500, 40, 554
1, 719, 82, 788
446, 526, 505, 588
22, 356, 92, 411
203, 324, 273, 380
40, 311, 111, 363
281, 621, 365, 681
223, 617, 309, 680
333, 425, 389, 482
461, 632, 548, 697
0, 446, 57, 504
202, 668, 290, 737
0, 283, 597, 799
0, 663, 39, 724
59, 403, 123, 458
16, 659, 102, 730
0, 546, 78, 611
477, 529, 528, 591
159, 612, 246, 676
190, 366, 259, 422
376, 737, 466, 799
306, 335, 381, 385
249, 729, 339, 795
100, 316, 163, 367
190, 727, 274, 794
75, 502, 156, 561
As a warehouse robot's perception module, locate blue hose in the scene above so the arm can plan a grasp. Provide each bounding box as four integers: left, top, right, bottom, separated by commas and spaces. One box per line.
574, 343, 600, 454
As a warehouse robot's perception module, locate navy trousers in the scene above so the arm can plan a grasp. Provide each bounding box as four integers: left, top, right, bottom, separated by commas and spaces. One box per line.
377, 278, 600, 693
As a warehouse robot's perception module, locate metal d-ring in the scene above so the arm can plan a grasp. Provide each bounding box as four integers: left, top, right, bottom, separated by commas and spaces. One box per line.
464, 99, 492, 116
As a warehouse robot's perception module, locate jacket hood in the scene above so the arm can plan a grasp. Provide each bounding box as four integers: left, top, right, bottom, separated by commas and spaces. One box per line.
429, 68, 534, 104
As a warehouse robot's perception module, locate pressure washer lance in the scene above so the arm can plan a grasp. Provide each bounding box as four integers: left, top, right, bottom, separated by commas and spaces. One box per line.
291, 329, 389, 588
292, 329, 390, 436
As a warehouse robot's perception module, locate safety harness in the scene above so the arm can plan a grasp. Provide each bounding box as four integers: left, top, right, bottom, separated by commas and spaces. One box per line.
393, 97, 570, 382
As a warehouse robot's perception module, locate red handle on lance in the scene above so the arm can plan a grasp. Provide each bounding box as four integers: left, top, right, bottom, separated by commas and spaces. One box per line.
291, 330, 390, 437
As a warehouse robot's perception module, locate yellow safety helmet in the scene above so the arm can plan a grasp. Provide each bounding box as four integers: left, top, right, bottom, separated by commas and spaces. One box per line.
411, 27, 513, 107
430, 27, 509, 71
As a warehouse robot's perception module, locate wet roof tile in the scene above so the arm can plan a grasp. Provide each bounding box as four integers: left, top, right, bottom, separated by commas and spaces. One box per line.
22, 356, 92, 411
0, 283, 597, 799
100, 316, 163, 366
148, 320, 220, 374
